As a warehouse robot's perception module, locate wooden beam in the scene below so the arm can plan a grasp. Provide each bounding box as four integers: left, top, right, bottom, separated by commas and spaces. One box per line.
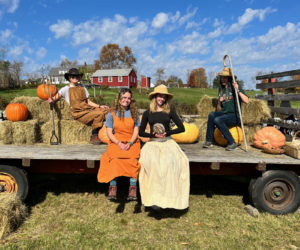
269, 106, 300, 116
22, 158, 31, 167
256, 80, 300, 90
256, 94, 300, 101
210, 162, 220, 170
256, 69, 300, 80
86, 160, 95, 169
256, 163, 266, 171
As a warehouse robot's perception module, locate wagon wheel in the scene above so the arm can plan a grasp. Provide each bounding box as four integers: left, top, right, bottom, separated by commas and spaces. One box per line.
250, 170, 300, 214
0, 165, 29, 201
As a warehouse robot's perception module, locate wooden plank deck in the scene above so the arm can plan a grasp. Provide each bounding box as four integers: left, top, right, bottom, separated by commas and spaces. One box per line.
0, 143, 299, 165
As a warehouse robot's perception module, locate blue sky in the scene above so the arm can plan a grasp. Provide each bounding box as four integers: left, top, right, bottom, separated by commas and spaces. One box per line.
1, 0, 300, 89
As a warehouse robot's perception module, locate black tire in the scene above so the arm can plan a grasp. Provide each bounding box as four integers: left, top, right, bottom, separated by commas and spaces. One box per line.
250, 170, 300, 214
0, 165, 29, 201
248, 178, 257, 205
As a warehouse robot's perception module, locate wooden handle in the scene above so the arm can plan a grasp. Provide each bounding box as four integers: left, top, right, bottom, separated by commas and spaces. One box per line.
292, 130, 300, 142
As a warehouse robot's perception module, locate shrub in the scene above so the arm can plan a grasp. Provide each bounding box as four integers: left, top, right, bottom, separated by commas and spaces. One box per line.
0, 96, 9, 110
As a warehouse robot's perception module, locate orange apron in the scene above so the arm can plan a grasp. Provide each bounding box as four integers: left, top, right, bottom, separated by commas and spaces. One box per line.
97, 112, 141, 183
69, 86, 107, 129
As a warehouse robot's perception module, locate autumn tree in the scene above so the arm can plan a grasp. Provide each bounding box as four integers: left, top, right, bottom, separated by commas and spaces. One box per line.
10, 60, 24, 88
187, 68, 208, 88
78, 62, 94, 84
60, 58, 78, 68
166, 75, 182, 88
155, 68, 165, 86
94, 43, 136, 70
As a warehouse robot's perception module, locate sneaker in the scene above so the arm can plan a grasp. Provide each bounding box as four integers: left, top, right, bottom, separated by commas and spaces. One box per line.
203, 141, 213, 148
127, 185, 137, 201
226, 142, 237, 151
108, 185, 117, 200
90, 134, 102, 145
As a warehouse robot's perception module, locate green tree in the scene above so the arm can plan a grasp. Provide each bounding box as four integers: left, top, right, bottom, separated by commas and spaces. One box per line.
94, 43, 136, 70
155, 68, 165, 86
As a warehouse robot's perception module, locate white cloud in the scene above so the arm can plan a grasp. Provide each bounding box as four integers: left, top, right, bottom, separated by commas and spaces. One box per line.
178, 7, 197, 26
227, 7, 277, 34
8, 44, 26, 57
0, 29, 13, 43
0, 0, 19, 13
36, 47, 47, 59
77, 47, 98, 64
49, 19, 73, 39
152, 12, 169, 29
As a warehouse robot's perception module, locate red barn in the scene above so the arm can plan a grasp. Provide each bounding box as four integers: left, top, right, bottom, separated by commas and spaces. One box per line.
92, 68, 137, 88
141, 76, 151, 88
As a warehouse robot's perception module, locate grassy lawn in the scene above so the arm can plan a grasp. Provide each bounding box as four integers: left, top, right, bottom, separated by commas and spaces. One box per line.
0, 86, 259, 107
1, 174, 299, 249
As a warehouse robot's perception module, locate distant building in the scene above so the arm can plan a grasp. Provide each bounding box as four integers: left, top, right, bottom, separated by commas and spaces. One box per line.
48, 66, 72, 84
141, 76, 151, 88
92, 68, 137, 88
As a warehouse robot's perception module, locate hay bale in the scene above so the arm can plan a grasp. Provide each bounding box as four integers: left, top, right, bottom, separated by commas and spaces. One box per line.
0, 120, 39, 145
244, 124, 262, 144
12, 120, 40, 145
41, 120, 92, 144
194, 118, 207, 142
197, 96, 271, 125
242, 99, 271, 125
196, 95, 218, 119
0, 121, 13, 144
0, 193, 27, 239
11, 96, 72, 123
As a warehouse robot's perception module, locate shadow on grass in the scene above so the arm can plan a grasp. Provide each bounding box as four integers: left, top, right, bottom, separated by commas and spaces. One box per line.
24, 174, 251, 218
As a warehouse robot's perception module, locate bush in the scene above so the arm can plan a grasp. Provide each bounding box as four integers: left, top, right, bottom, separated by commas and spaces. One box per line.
170, 100, 197, 115
90, 95, 109, 106
0, 96, 9, 110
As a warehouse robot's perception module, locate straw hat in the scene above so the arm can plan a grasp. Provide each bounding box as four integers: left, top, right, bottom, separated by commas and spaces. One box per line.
216, 67, 232, 77
148, 84, 173, 100
64, 68, 83, 81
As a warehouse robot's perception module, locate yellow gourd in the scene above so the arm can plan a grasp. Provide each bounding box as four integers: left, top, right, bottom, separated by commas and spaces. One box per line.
214, 126, 244, 146
171, 122, 200, 144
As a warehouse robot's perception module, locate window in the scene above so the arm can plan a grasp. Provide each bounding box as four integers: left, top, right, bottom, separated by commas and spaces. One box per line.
118, 76, 122, 82
108, 76, 112, 82
98, 76, 103, 83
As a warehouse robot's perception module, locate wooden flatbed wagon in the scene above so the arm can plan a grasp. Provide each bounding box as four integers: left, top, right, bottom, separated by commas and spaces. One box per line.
0, 143, 300, 215
1, 69, 300, 215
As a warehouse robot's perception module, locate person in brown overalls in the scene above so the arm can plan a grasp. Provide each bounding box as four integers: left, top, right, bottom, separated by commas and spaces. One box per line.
48, 68, 109, 144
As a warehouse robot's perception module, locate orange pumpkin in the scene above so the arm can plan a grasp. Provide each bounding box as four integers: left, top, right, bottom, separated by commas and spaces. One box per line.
98, 125, 110, 144
214, 126, 244, 146
138, 115, 150, 143
37, 84, 57, 100
171, 122, 200, 144
253, 126, 285, 149
5, 103, 28, 122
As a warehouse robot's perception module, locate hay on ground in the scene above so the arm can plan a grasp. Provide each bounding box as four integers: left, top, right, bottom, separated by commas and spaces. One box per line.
0, 193, 27, 239
40, 119, 92, 144
11, 96, 72, 123
0, 121, 13, 144
197, 96, 271, 125
0, 120, 39, 145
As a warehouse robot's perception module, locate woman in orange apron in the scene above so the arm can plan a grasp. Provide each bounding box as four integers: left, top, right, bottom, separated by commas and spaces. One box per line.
97, 88, 140, 201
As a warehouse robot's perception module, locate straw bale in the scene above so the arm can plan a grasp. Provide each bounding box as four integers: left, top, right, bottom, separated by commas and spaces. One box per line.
196, 95, 218, 119
0, 193, 27, 239
11, 96, 72, 123
242, 99, 271, 125
0, 121, 13, 144
40, 119, 92, 144
244, 124, 262, 144
197, 96, 271, 125
194, 118, 208, 142
12, 120, 40, 145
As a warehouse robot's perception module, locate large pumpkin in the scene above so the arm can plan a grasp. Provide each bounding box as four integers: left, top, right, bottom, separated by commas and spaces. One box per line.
214, 126, 244, 146
98, 125, 110, 144
171, 122, 200, 144
253, 126, 285, 149
37, 84, 57, 100
138, 115, 150, 143
5, 103, 28, 122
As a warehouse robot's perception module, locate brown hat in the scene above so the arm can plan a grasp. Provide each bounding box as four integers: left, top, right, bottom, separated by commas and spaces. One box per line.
64, 68, 83, 81
216, 67, 232, 77
148, 84, 173, 100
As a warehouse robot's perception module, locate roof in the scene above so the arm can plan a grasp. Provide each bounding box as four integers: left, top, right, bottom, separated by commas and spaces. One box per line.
92, 68, 135, 77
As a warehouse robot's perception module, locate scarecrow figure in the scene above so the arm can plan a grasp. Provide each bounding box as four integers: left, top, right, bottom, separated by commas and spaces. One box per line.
48, 68, 109, 144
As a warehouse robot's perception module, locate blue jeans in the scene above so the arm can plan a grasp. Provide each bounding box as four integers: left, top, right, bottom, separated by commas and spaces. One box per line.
109, 177, 137, 186
205, 112, 240, 145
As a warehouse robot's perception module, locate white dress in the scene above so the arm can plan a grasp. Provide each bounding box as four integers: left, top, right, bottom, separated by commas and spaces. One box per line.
139, 138, 190, 209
